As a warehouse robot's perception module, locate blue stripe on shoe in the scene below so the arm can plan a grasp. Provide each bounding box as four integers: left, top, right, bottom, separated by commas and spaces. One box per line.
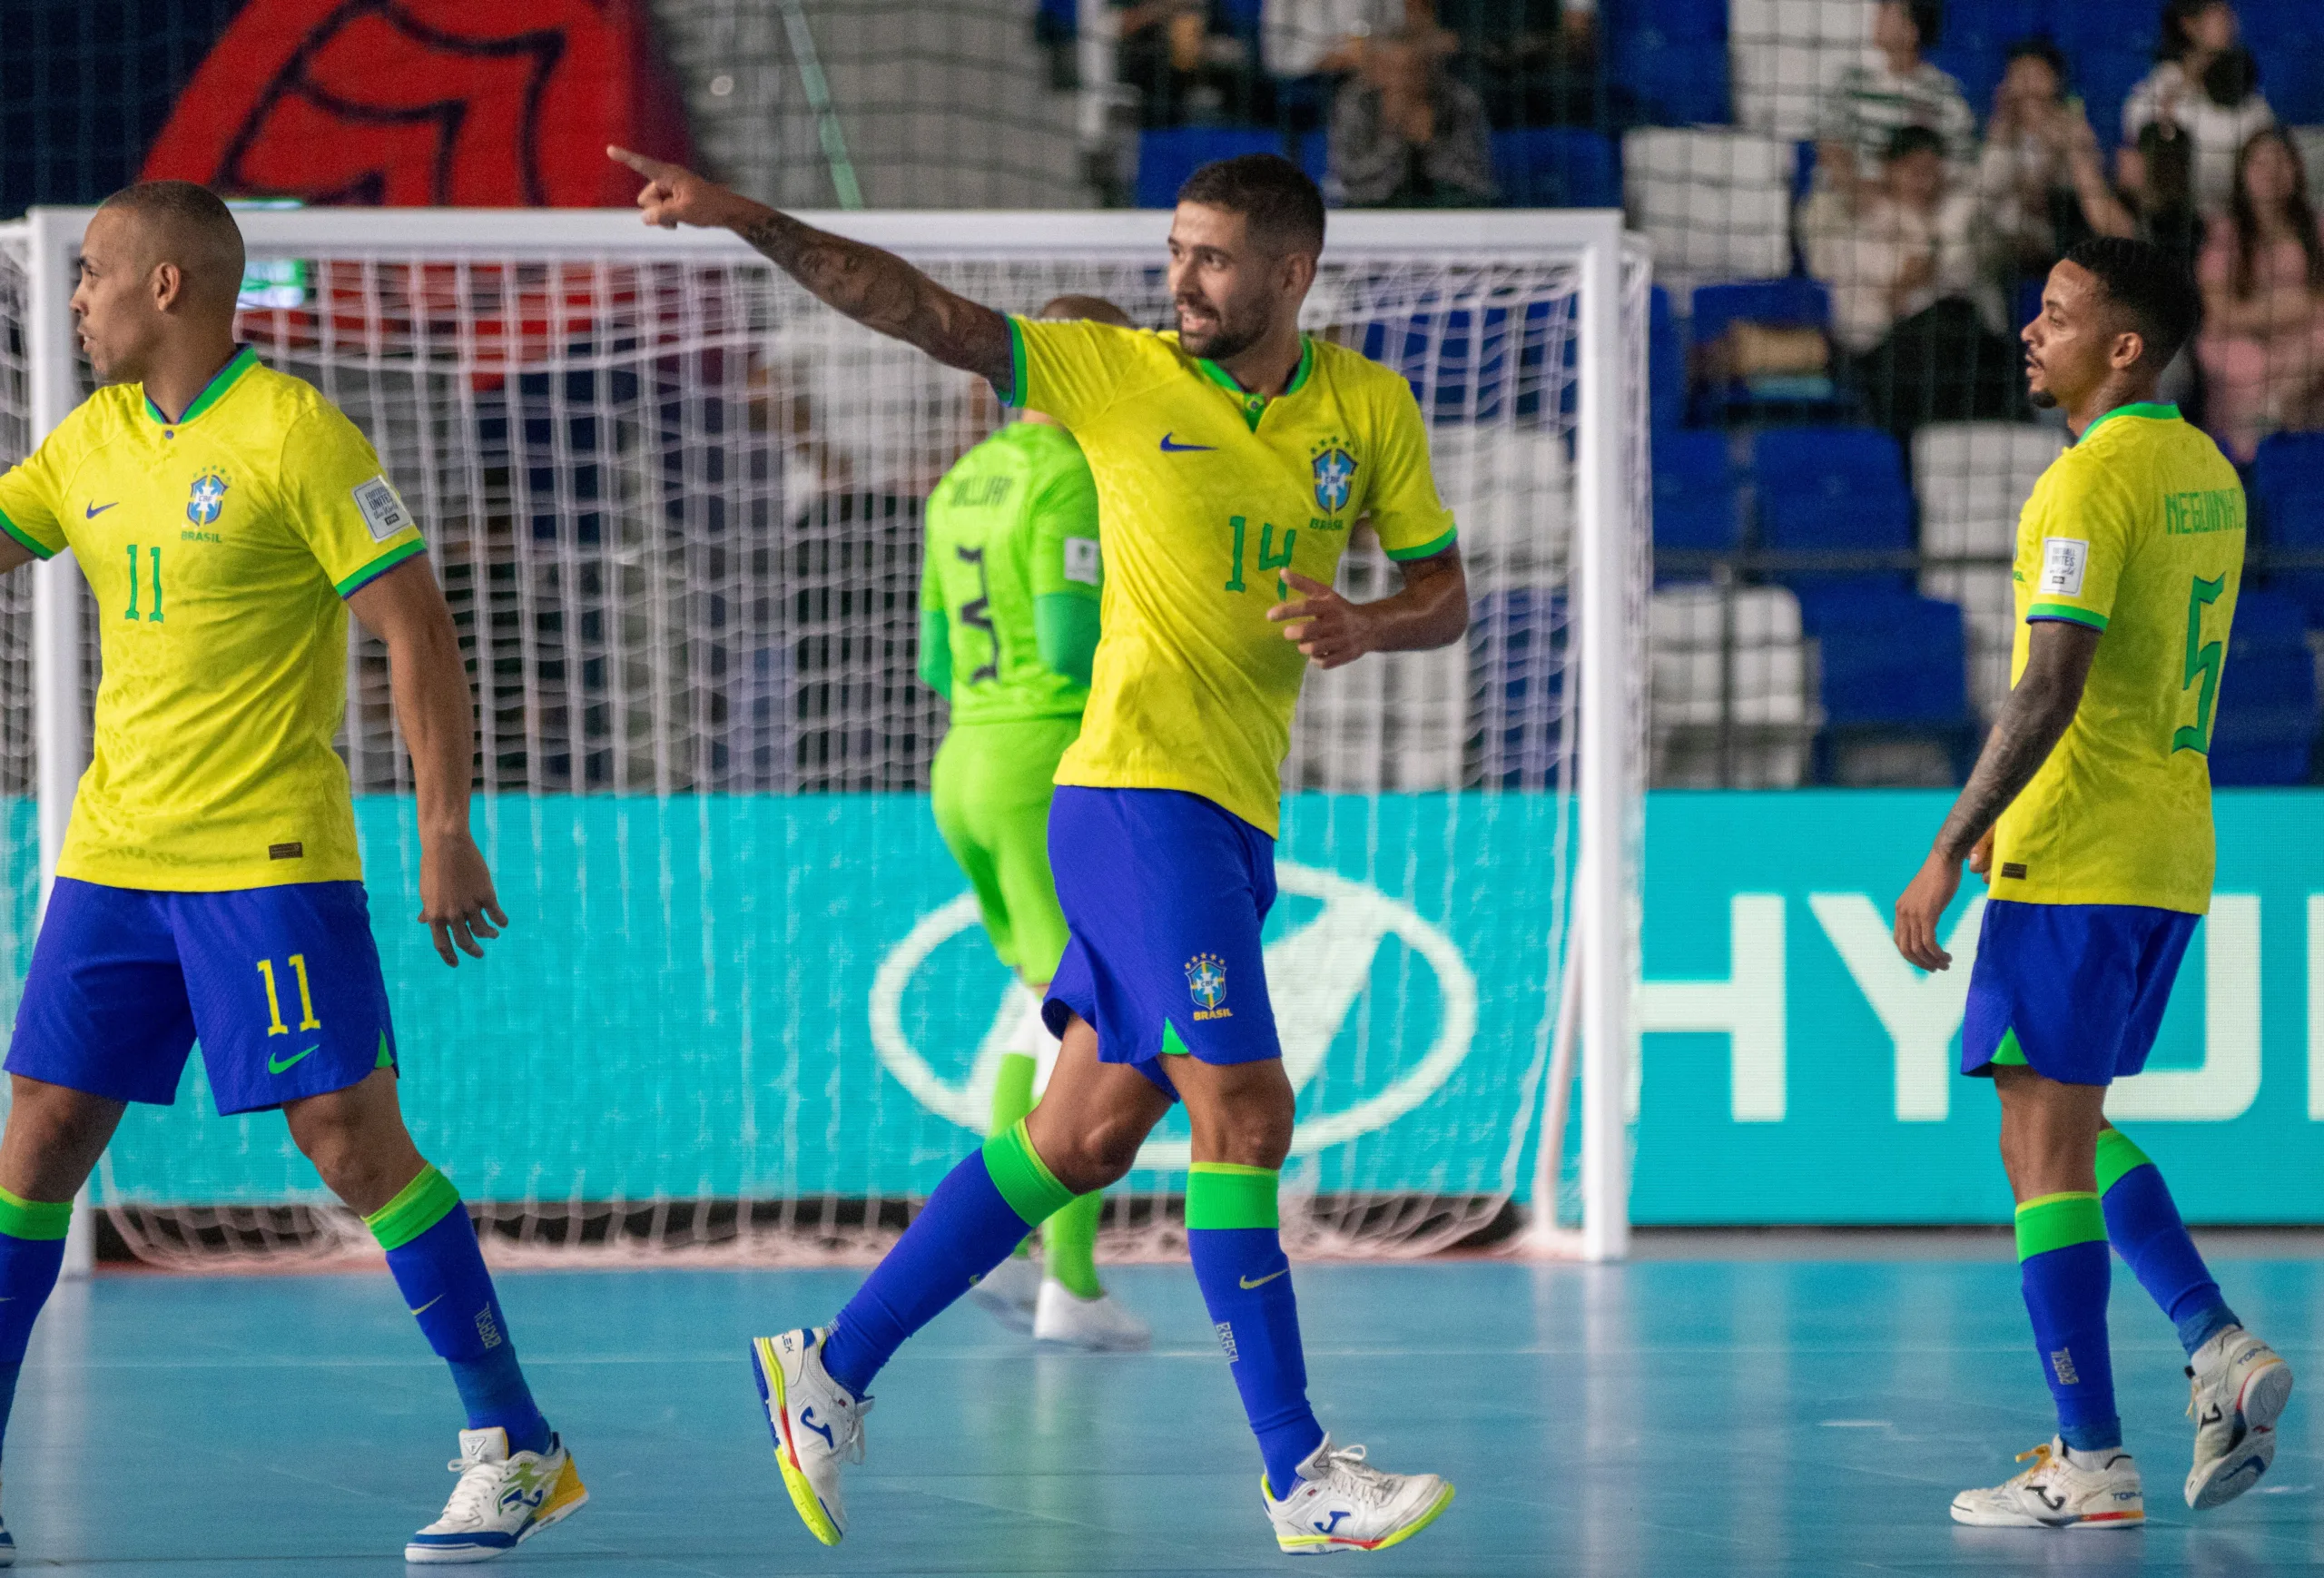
408, 1531, 521, 1550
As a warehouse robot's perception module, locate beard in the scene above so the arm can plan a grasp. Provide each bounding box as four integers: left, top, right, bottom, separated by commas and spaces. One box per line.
1177, 303, 1265, 361
2028, 387, 2058, 409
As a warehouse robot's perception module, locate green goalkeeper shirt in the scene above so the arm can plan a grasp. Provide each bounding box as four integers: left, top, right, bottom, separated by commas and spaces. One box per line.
918, 421, 1103, 725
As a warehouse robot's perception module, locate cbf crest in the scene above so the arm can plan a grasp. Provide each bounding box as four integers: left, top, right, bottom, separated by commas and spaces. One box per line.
1186, 952, 1233, 1021
186, 470, 230, 527
1311, 442, 1355, 516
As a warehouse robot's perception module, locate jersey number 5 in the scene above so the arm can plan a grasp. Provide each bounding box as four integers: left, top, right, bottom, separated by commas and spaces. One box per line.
2173, 573, 2226, 755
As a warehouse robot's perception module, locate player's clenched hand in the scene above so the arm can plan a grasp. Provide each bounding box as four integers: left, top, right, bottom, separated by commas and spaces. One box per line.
1268, 570, 1374, 670
419, 830, 507, 967
1892, 848, 1963, 971
607, 145, 757, 232
1967, 826, 1994, 878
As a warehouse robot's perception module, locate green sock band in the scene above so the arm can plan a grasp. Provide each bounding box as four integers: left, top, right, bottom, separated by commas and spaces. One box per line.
1044, 1188, 1105, 1298
0, 1187, 73, 1242
365, 1164, 464, 1252
2015, 1190, 2106, 1260
989, 1055, 1040, 1258
2094, 1129, 2152, 1196
982, 1119, 1076, 1228
1187, 1162, 1280, 1230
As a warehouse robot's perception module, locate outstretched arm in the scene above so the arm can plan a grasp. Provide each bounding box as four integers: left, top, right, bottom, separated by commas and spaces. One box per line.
347, 557, 506, 968
1892, 618, 2101, 970
609, 147, 1015, 395
1267, 548, 1469, 670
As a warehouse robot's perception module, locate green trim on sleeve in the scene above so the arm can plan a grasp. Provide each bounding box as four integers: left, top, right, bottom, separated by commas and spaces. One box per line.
0, 506, 56, 562
1186, 1162, 1281, 1229
0, 1187, 74, 1242
2094, 1129, 2153, 1196
2027, 602, 2107, 630
334, 537, 427, 598
1384, 527, 1459, 562
981, 1119, 1078, 1227
2014, 1191, 2106, 1260
918, 607, 953, 699
1035, 592, 1099, 687
1002, 316, 1029, 409
364, 1164, 465, 1251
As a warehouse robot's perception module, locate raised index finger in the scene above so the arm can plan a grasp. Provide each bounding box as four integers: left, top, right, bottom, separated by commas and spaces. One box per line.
1280, 570, 1333, 598
607, 145, 671, 180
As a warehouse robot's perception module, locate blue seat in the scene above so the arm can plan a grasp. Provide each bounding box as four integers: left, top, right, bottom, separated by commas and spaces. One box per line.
2071, 45, 2154, 151
1653, 429, 1740, 557
2210, 588, 2318, 784
1136, 128, 1283, 209
1691, 278, 1830, 347
1649, 284, 1685, 431
2253, 433, 2324, 620
1472, 587, 1567, 790
1928, 0, 2047, 118
1751, 426, 1914, 582
1603, 0, 1727, 45
1492, 129, 1620, 207
1611, 35, 1730, 124
1796, 587, 1971, 726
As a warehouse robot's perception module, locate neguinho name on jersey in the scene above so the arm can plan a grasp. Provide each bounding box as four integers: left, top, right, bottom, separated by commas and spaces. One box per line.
2164, 488, 2243, 537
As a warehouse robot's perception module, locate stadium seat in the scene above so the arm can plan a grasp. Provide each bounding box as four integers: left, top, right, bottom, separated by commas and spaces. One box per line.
1492, 129, 1620, 207
1472, 587, 1568, 789
1622, 128, 1794, 299
2252, 432, 2324, 621
1796, 586, 1976, 782
1690, 276, 1829, 349
1649, 583, 1815, 785
1649, 284, 1686, 431
1652, 429, 1742, 563
1603, 0, 1730, 122
1913, 421, 2064, 720
1926, 0, 2047, 118
1136, 127, 1283, 209
1751, 426, 1915, 585
1729, 0, 1868, 141
2210, 587, 2319, 784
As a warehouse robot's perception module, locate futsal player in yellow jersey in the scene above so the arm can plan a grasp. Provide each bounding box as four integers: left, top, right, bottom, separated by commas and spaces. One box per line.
615, 146, 1469, 1553
0, 184, 586, 1565
1895, 238, 2292, 1529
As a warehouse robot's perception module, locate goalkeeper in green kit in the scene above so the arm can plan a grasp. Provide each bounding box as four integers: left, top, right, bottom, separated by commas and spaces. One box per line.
921, 294, 1148, 1351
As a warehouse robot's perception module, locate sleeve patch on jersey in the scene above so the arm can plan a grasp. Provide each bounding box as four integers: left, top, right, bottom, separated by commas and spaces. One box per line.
2039, 537, 2089, 597
1064, 537, 1100, 586
352, 475, 414, 542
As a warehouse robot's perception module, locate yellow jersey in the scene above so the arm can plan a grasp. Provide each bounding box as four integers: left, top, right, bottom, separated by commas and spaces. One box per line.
1007, 318, 1455, 835
1991, 401, 2244, 914
0, 346, 428, 891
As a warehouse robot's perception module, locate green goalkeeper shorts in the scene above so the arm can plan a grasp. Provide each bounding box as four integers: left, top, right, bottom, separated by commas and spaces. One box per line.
930, 715, 1080, 983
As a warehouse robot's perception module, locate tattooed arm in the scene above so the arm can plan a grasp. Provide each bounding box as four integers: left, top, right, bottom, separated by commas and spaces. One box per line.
609, 146, 1016, 395
1892, 619, 2101, 970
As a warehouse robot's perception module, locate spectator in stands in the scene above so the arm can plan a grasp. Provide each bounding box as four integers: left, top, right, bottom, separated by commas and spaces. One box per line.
1976, 39, 2137, 283
1436, 0, 1601, 127
2126, 119, 2208, 277
2122, 0, 2273, 213
1328, 25, 1496, 206
1117, 0, 1261, 127
1805, 125, 2018, 437
2195, 128, 2324, 460
1813, 1, 1975, 208
1262, 0, 1451, 129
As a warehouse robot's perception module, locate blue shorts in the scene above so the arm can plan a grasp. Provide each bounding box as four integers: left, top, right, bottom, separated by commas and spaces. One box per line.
1961, 898, 2201, 1086
1044, 787, 1282, 1100
8, 878, 399, 1115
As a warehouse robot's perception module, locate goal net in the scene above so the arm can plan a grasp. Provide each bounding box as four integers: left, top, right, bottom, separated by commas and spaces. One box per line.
0, 209, 1648, 1267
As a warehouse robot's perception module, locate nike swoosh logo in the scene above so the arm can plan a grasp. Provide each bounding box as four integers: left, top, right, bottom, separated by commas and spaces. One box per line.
267, 1044, 320, 1074
1239, 1268, 1287, 1289
1159, 432, 1216, 453
84, 502, 117, 518
409, 1294, 445, 1317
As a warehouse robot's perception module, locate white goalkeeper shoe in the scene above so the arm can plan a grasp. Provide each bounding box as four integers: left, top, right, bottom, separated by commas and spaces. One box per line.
966, 1253, 1040, 1334
751, 1327, 871, 1546
2185, 1324, 2294, 1510
1949, 1438, 2143, 1529
1263, 1435, 1455, 1554
1032, 1277, 1150, 1351
405, 1427, 588, 1563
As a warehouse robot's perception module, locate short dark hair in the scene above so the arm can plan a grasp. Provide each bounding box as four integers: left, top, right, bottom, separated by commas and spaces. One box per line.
2159, 0, 2226, 63
96, 180, 245, 308
1176, 154, 1325, 256
1905, 0, 1945, 50
2062, 235, 2201, 367
2004, 35, 2068, 85
1886, 124, 1948, 163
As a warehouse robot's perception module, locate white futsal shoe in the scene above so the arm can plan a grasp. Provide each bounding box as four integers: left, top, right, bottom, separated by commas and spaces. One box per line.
1949, 1438, 2144, 1529
405, 1427, 588, 1563
752, 1327, 871, 1546
2185, 1324, 2295, 1510
1032, 1277, 1150, 1351
966, 1253, 1040, 1334
1263, 1435, 1455, 1554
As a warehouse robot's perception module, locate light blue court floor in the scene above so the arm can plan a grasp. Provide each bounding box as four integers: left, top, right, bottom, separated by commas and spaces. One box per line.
5, 1253, 2323, 1575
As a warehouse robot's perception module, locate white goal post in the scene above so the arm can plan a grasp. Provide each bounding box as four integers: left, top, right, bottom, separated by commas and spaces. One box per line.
0, 206, 1647, 1268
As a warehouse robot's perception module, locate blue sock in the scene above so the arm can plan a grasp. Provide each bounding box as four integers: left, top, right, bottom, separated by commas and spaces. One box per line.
2017, 1192, 2121, 1454
0, 1191, 71, 1462
2096, 1129, 2237, 1356
369, 1167, 550, 1456
822, 1121, 1075, 1398
1187, 1164, 1324, 1498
